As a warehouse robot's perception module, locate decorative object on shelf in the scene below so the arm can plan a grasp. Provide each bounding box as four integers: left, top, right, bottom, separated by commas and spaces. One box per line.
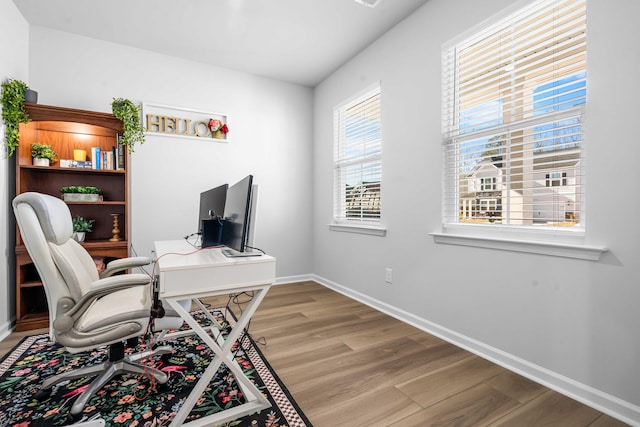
208, 118, 229, 139
24, 88, 38, 103
30, 142, 57, 167
111, 98, 145, 153
72, 216, 94, 242
0, 78, 31, 158
60, 185, 103, 202
73, 149, 86, 161
109, 213, 122, 241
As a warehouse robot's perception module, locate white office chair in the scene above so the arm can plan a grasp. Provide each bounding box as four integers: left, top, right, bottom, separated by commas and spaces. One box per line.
12, 192, 181, 421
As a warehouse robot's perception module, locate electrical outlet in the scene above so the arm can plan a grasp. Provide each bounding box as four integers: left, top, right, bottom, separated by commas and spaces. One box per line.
385, 268, 393, 284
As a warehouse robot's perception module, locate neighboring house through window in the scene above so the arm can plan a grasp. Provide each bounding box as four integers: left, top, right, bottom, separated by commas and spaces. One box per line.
442, 0, 586, 231
333, 83, 382, 226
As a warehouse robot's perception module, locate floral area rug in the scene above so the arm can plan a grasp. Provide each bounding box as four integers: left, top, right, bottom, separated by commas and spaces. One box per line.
0, 309, 311, 427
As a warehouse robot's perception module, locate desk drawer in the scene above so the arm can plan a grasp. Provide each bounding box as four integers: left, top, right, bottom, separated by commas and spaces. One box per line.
159, 258, 275, 298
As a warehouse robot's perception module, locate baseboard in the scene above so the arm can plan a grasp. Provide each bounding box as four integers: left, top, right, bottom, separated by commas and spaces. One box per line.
0, 318, 15, 343
310, 274, 640, 426
275, 274, 315, 285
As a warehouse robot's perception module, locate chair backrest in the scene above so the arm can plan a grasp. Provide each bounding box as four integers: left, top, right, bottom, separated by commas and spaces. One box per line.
12, 192, 100, 333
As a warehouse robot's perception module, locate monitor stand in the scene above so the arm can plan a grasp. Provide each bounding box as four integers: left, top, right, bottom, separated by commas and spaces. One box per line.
222, 247, 262, 258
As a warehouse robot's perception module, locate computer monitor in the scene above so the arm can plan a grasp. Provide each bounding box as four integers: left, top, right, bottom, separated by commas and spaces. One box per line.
221, 175, 258, 257
197, 183, 228, 234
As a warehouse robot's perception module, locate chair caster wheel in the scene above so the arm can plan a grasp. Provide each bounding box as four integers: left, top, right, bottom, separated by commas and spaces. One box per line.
35, 388, 52, 400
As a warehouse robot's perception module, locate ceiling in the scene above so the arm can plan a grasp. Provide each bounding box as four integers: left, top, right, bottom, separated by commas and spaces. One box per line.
13, 0, 429, 87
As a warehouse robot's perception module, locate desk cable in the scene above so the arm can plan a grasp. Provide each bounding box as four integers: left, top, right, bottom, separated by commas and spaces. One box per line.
225, 292, 268, 348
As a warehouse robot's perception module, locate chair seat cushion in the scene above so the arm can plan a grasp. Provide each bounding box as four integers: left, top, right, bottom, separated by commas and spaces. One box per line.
76, 285, 151, 333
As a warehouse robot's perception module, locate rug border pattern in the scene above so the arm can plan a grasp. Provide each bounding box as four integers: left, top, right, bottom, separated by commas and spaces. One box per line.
0, 334, 44, 375
242, 334, 310, 427
222, 306, 311, 427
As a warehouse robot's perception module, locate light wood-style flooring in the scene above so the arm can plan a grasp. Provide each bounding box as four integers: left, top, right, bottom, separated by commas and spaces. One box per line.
0, 281, 629, 426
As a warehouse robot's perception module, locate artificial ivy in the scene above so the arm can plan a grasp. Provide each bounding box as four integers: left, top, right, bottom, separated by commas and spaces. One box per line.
111, 98, 145, 153
1, 78, 30, 158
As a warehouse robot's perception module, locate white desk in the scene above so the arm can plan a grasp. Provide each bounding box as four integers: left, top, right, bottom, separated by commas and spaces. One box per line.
154, 239, 276, 427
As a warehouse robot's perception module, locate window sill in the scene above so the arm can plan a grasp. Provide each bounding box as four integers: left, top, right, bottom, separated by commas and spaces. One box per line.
329, 223, 387, 237
430, 232, 607, 261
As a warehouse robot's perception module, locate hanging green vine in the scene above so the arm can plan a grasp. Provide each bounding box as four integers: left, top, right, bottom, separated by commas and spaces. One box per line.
1, 78, 31, 158
111, 98, 145, 153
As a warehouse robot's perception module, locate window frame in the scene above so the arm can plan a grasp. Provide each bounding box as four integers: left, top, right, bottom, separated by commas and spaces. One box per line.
331, 82, 386, 236
434, 0, 606, 259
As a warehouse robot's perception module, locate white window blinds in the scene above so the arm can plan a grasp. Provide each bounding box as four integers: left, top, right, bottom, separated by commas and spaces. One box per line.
334, 84, 382, 224
442, 0, 586, 230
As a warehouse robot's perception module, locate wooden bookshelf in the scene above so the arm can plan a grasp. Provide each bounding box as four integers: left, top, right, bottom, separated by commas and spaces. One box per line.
14, 103, 129, 331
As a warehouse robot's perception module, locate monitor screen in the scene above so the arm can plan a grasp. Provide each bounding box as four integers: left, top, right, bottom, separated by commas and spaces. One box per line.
197, 184, 228, 234
221, 175, 253, 254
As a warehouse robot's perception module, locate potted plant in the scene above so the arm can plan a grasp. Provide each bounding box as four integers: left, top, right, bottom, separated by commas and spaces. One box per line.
31, 142, 57, 166
60, 185, 103, 202
0, 78, 31, 158
72, 216, 94, 242
112, 98, 145, 153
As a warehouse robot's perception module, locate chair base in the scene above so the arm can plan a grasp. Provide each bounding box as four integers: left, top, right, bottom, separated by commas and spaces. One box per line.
38, 344, 173, 417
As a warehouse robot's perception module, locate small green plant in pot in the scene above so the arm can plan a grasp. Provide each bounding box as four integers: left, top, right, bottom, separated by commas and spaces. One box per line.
60, 186, 102, 202
112, 98, 145, 153
1, 78, 31, 158
72, 216, 94, 242
31, 142, 57, 166
60, 185, 102, 194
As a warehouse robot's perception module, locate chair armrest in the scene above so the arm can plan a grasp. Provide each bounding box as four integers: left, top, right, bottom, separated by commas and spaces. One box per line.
53, 274, 151, 332
100, 256, 151, 278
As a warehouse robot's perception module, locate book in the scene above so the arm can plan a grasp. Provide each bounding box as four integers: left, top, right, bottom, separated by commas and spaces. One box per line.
106, 150, 114, 170
91, 147, 101, 170
102, 151, 113, 170
116, 135, 125, 170
113, 146, 119, 171
71, 160, 93, 169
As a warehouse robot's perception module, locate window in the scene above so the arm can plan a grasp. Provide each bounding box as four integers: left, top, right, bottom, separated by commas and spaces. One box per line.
546, 172, 567, 187
442, 0, 586, 231
333, 83, 382, 225
480, 177, 497, 191
479, 199, 498, 212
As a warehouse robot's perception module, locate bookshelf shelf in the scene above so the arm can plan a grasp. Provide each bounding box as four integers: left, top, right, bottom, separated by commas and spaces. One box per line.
20, 164, 126, 174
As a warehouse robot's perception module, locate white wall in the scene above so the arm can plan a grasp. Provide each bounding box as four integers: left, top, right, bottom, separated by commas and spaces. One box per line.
0, 0, 29, 339
5, 0, 640, 422
313, 0, 640, 423
26, 27, 314, 278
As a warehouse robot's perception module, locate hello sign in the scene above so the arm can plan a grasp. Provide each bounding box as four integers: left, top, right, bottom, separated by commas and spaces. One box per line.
142, 103, 229, 141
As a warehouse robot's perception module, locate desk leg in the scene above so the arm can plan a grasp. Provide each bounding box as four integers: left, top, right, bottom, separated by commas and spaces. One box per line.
165, 287, 271, 427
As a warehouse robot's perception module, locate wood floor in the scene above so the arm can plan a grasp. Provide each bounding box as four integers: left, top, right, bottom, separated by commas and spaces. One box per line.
0, 281, 629, 426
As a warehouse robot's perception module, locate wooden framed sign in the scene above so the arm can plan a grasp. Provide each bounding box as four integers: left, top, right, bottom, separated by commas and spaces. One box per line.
142, 103, 230, 142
